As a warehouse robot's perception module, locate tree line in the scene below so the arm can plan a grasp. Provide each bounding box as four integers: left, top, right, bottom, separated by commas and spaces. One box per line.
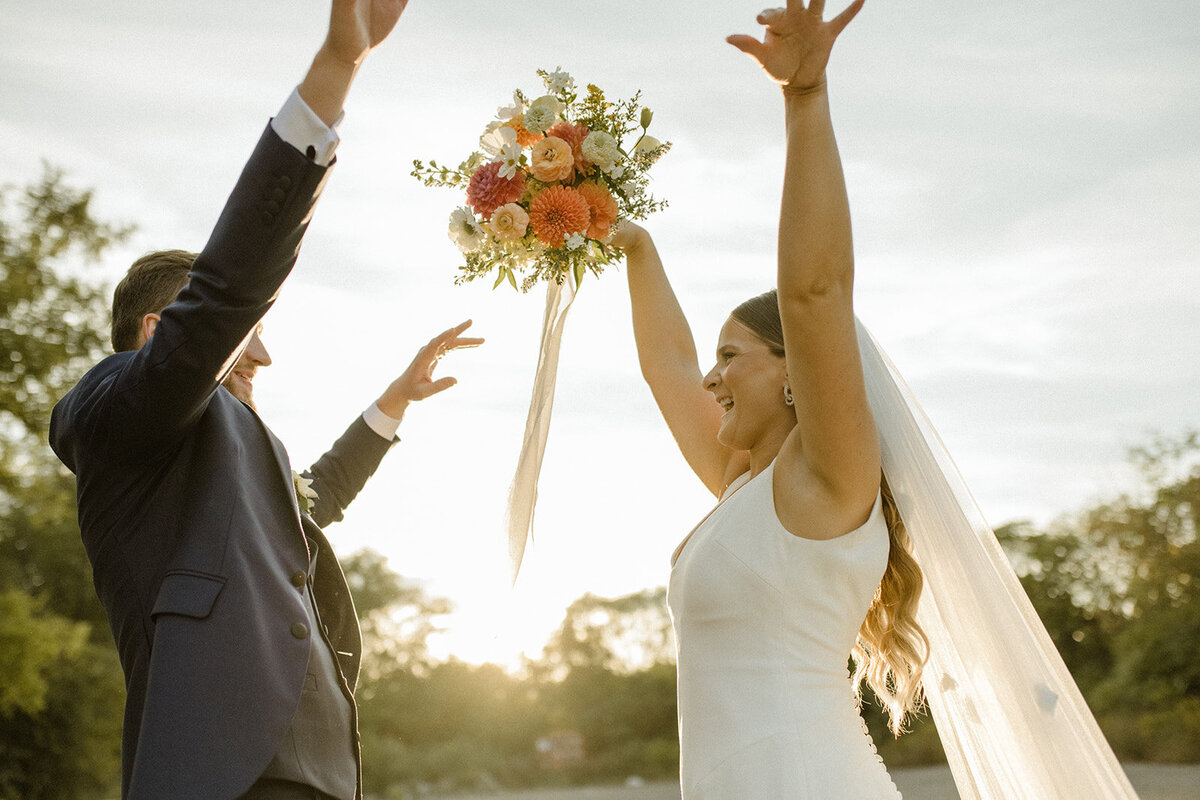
2, 169, 1196, 799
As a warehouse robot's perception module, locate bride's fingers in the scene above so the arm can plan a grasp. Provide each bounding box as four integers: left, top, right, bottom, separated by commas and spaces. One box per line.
726, 34, 768, 63
808, 0, 826, 17
828, 0, 865, 36
757, 7, 786, 27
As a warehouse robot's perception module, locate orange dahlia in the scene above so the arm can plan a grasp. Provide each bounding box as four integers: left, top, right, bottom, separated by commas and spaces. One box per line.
576, 182, 619, 240
529, 186, 590, 246
466, 161, 526, 220
546, 121, 591, 175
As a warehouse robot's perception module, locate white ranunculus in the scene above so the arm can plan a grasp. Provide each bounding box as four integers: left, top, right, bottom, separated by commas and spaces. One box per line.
565, 232, 586, 250
632, 135, 662, 156
448, 207, 486, 253
530, 95, 564, 116
581, 131, 620, 170
488, 203, 530, 241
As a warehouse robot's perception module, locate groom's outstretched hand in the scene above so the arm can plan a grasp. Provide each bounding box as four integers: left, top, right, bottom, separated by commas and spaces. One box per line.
375, 320, 485, 421
300, 0, 411, 127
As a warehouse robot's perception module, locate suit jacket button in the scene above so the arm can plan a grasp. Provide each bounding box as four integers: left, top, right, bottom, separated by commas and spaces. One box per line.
262, 212, 275, 225
265, 199, 280, 214
271, 188, 286, 202
290, 571, 307, 588
291, 623, 309, 639
278, 175, 292, 190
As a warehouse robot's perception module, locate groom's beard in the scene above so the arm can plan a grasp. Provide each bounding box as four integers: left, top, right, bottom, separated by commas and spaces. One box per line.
222, 370, 256, 410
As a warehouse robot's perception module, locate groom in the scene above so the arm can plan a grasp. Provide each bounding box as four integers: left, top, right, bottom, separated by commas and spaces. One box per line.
48, 2, 475, 799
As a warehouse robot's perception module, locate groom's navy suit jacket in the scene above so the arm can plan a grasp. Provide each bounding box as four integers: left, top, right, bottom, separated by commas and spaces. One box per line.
50, 124, 391, 800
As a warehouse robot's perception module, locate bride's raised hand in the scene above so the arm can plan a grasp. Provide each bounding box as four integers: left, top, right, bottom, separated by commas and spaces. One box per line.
727, 0, 864, 90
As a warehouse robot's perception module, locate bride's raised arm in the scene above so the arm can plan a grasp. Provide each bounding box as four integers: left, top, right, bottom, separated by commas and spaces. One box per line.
729, 0, 880, 530
612, 222, 747, 497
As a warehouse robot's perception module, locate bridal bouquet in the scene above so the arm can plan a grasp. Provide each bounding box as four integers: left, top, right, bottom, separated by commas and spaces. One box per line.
412, 68, 670, 291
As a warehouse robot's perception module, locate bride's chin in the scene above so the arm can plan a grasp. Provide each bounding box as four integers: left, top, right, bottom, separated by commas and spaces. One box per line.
716, 424, 744, 451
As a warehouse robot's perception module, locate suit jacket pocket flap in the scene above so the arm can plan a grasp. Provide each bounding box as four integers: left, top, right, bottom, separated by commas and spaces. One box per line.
152, 571, 226, 619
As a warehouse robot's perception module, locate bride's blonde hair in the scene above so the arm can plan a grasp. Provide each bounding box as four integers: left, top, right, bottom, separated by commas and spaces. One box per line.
731, 290, 929, 736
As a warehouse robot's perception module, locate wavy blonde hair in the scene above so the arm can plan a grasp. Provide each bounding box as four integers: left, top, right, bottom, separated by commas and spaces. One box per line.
731, 291, 929, 736
851, 473, 929, 735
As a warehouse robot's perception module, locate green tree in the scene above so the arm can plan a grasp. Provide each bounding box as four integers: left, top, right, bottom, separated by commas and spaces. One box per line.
341, 548, 454, 677
995, 431, 1200, 761
0, 165, 130, 800
540, 587, 674, 675
0, 164, 128, 438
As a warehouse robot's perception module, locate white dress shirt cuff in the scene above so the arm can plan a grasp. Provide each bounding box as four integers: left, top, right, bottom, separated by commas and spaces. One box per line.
270, 87, 342, 166
362, 403, 401, 441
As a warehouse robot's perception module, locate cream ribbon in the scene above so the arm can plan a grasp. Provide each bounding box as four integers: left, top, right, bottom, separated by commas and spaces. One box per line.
506, 278, 578, 583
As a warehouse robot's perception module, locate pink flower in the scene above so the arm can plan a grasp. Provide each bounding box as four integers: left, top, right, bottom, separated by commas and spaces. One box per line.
546, 121, 592, 175
529, 186, 590, 246
529, 137, 576, 183
466, 162, 527, 220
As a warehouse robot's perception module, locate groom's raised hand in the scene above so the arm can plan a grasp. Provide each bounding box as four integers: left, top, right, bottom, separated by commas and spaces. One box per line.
375, 320, 485, 421
301, 0, 411, 127
324, 0, 410, 66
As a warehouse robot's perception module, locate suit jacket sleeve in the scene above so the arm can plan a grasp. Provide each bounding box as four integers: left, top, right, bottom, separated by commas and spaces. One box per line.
305, 416, 397, 529
51, 125, 330, 468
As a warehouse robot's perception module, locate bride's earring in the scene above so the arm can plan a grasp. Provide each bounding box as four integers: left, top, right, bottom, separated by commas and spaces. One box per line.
783, 385, 794, 406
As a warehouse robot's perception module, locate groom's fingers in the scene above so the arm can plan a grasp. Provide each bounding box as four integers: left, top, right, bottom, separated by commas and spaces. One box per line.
415, 376, 458, 399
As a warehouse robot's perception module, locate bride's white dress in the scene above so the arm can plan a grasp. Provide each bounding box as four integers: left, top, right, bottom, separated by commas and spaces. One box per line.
668, 462, 902, 799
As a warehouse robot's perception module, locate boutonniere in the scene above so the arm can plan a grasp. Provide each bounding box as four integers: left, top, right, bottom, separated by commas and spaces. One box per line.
292, 470, 318, 515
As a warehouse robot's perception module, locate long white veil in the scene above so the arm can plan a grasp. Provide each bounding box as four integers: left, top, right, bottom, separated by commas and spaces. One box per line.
856, 320, 1139, 799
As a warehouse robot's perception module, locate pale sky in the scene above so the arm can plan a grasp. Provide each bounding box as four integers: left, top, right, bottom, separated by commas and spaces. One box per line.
4, 0, 1198, 665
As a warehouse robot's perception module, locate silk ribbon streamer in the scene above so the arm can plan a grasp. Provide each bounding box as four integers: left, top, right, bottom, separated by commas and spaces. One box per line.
857, 320, 1137, 800
507, 279, 578, 583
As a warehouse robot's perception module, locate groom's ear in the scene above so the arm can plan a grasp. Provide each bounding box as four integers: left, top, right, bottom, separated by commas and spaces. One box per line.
137, 313, 162, 348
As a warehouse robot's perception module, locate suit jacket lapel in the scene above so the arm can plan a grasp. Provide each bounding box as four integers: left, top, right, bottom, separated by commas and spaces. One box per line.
239, 396, 307, 529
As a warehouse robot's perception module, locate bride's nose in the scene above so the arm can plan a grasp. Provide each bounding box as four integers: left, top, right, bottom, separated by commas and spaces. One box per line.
702, 364, 720, 391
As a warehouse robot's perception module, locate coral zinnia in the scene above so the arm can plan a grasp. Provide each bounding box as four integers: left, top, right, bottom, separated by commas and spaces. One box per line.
529, 186, 590, 246
546, 121, 591, 175
529, 137, 576, 183
466, 161, 526, 220
576, 182, 619, 240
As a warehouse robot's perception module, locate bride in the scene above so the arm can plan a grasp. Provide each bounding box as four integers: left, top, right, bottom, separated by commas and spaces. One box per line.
614, 1, 915, 795
611, 2, 1139, 798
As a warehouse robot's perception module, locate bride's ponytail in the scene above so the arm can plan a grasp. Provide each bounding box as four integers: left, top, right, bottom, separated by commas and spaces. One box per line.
852, 472, 929, 736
